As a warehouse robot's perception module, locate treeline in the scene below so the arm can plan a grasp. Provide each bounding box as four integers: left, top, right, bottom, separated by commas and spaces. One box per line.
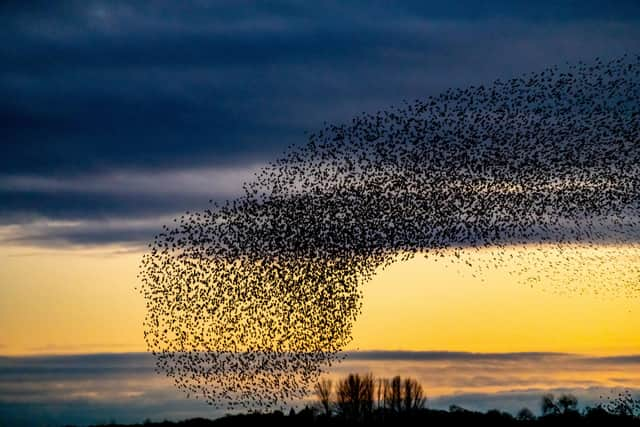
313, 373, 640, 420
91, 374, 640, 427
309, 374, 640, 424
314, 373, 426, 420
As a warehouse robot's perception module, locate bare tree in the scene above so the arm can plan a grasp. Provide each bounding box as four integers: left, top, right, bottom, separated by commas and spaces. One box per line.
402, 377, 427, 411
336, 373, 375, 420
362, 373, 374, 415
381, 378, 391, 411
376, 378, 386, 410
384, 376, 403, 413
382, 376, 426, 413
315, 378, 333, 416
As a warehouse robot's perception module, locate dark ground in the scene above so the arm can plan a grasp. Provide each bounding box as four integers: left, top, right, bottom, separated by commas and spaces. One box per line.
86, 407, 640, 427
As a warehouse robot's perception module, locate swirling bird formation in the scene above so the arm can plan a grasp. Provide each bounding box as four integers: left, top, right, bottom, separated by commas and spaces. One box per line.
139, 54, 640, 410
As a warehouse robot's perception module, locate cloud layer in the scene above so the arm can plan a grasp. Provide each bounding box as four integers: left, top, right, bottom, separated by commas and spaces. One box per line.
1, 351, 638, 426
2, 1, 640, 246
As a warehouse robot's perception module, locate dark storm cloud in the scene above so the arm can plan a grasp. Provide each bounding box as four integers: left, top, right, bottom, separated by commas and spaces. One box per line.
1, 1, 640, 245
3, 0, 640, 175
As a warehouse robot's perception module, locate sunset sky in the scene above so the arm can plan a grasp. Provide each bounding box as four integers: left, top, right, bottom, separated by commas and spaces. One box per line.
2, 244, 639, 356
1, 1, 640, 425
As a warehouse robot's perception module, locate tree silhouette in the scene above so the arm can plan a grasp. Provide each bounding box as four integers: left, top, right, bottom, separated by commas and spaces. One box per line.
377, 375, 427, 413
541, 393, 579, 416
384, 376, 403, 413
336, 373, 374, 420
541, 393, 560, 415
375, 378, 385, 410
402, 377, 427, 411
330, 373, 426, 419
517, 407, 536, 421
557, 394, 578, 414
315, 379, 333, 416
449, 404, 470, 413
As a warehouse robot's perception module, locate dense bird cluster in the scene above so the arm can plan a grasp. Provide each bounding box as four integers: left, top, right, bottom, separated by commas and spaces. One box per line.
139, 55, 640, 410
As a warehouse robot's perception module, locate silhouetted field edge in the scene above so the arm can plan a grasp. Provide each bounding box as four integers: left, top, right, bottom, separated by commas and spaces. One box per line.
85, 408, 640, 427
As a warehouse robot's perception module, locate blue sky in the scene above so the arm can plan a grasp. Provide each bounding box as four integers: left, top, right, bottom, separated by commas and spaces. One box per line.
2, 0, 640, 246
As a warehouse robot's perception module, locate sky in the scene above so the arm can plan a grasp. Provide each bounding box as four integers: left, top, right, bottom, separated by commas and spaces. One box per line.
1, 1, 640, 425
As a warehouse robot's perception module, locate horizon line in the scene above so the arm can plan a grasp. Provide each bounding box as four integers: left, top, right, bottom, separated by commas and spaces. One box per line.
2, 349, 639, 361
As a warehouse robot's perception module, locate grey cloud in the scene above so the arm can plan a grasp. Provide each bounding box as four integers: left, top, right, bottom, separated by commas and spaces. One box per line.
0, 164, 263, 246
0, 165, 262, 197
2, 1, 640, 245
0, 217, 168, 247
345, 351, 569, 362
580, 355, 640, 365
1, 351, 639, 425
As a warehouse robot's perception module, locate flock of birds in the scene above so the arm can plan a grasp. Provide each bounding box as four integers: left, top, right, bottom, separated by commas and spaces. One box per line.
139, 54, 640, 410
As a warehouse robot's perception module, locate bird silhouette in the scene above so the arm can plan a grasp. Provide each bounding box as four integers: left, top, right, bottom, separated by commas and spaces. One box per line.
138, 54, 640, 411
